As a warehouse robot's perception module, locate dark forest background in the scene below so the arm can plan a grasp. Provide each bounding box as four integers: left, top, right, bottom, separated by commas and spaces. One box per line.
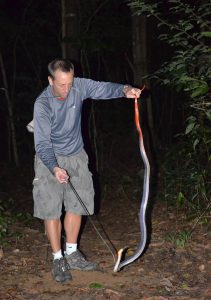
0, 0, 210, 236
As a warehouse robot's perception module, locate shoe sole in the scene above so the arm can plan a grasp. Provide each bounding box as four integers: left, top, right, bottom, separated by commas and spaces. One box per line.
52, 271, 72, 282
68, 264, 100, 271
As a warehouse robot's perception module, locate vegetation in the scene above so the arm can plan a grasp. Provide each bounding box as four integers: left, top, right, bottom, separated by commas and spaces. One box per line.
165, 230, 192, 248
129, 0, 211, 218
0, 195, 33, 245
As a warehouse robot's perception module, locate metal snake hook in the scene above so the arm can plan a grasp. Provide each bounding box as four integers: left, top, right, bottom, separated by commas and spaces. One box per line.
113, 86, 150, 272
68, 180, 117, 262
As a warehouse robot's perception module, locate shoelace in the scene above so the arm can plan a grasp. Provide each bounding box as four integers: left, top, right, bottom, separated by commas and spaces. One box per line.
58, 258, 70, 271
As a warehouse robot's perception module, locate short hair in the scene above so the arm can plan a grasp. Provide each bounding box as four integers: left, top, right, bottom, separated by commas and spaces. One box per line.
48, 59, 74, 79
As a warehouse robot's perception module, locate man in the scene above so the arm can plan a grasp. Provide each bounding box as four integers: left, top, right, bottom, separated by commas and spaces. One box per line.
32, 58, 141, 282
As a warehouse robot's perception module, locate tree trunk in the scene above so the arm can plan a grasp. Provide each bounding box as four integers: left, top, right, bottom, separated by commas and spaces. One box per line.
0, 52, 20, 167
61, 0, 79, 61
132, 15, 156, 165
132, 15, 147, 85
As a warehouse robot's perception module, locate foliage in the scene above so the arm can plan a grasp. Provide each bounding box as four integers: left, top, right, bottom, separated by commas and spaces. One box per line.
159, 138, 210, 219
0, 198, 12, 244
0, 214, 10, 243
128, 1, 211, 118
89, 282, 104, 289
128, 0, 211, 215
0, 196, 33, 245
165, 230, 192, 248
128, 0, 211, 112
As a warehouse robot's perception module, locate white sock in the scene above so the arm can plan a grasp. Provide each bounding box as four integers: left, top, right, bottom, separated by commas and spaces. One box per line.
53, 249, 63, 260
66, 243, 77, 255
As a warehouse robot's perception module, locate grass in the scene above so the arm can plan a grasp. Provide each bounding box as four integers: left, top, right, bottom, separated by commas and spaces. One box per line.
165, 230, 192, 248
89, 282, 104, 289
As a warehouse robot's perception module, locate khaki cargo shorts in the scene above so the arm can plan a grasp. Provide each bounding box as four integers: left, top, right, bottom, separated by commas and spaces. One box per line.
33, 149, 94, 220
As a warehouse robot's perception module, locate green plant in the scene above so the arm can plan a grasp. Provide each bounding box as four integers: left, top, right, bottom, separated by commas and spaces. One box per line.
14, 212, 34, 226
129, 0, 211, 218
129, 1, 211, 98
0, 197, 13, 244
129, 0, 211, 142
0, 197, 33, 244
89, 282, 104, 289
165, 230, 192, 248
159, 138, 210, 217
0, 215, 10, 243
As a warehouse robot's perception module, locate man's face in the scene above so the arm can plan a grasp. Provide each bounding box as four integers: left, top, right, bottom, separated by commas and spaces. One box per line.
48, 70, 74, 99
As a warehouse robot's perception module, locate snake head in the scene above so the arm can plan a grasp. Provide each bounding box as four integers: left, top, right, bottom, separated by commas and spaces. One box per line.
113, 248, 124, 272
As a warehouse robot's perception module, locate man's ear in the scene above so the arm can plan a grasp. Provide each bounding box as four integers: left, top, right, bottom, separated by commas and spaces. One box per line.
48, 76, 53, 86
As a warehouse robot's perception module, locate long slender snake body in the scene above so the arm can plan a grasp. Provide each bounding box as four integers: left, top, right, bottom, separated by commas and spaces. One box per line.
113, 94, 150, 272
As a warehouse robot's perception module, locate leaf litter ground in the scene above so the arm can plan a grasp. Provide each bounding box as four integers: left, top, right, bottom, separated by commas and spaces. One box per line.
0, 167, 210, 300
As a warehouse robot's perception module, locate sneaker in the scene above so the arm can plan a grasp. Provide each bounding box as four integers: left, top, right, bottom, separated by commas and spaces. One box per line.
65, 250, 99, 271
52, 257, 72, 282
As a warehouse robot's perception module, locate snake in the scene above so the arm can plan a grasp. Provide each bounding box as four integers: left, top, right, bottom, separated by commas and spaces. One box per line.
113, 90, 150, 272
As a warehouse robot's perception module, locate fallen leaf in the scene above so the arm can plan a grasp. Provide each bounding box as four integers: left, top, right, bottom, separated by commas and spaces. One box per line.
160, 277, 174, 288
0, 248, 3, 260
13, 249, 20, 253
199, 264, 205, 272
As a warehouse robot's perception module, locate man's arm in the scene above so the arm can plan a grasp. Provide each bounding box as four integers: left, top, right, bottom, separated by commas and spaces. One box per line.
34, 101, 69, 183
78, 78, 142, 100
34, 101, 58, 173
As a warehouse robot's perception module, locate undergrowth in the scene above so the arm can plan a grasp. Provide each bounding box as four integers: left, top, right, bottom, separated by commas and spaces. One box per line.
158, 138, 211, 223
0, 196, 33, 246
165, 230, 192, 248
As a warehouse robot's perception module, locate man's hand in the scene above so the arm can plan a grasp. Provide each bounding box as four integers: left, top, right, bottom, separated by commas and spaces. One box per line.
123, 85, 142, 98
53, 166, 69, 183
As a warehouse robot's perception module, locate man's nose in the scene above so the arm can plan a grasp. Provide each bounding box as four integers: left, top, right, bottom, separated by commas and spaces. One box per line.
64, 86, 69, 93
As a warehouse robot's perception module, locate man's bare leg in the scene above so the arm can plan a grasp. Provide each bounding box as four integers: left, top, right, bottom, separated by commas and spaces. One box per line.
64, 212, 81, 244
64, 212, 98, 271
44, 219, 61, 252
45, 219, 71, 282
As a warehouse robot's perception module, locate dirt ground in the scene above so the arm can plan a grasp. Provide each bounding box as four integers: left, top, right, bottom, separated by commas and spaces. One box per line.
0, 171, 210, 300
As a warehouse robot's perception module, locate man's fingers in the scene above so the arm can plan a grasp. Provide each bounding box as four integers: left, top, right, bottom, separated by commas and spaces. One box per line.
131, 88, 141, 97
54, 168, 69, 183
59, 173, 69, 183
125, 87, 142, 98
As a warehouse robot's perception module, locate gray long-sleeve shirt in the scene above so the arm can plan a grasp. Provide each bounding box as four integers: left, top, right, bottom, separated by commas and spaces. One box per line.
34, 77, 125, 172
